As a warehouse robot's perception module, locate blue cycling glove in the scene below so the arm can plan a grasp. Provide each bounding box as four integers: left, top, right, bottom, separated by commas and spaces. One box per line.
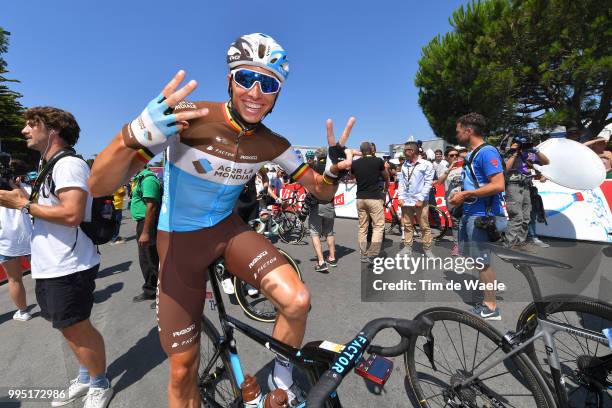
125, 94, 178, 149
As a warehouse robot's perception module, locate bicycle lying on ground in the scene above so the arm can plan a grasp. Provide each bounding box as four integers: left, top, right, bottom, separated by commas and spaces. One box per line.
199, 260, 435, 407
250, 192, 307, 245
405, 245, 611, 407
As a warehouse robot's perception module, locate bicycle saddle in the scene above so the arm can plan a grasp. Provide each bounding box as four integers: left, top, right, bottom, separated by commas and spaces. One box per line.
491, 245, 572, 269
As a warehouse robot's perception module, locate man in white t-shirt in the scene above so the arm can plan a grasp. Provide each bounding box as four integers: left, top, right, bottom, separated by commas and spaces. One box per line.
0, 159, 33, 322
0, 107, 112, 408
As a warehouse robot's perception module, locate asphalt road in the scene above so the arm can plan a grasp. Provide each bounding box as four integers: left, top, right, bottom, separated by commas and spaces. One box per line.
1, 214, 610, 408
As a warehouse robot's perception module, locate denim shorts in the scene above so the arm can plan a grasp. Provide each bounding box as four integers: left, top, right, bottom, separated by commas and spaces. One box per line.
458, 215, 507, 267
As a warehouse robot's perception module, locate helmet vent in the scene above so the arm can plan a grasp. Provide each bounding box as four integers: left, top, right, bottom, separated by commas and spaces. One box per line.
258, 43, 266, 59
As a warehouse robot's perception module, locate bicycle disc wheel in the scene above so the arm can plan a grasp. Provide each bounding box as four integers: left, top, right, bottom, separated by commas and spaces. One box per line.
405, 307, 555, 408
234, 248, 302, 323
277, 210, 306, 244
199, 316, 240, 407
516, 295, 612, 407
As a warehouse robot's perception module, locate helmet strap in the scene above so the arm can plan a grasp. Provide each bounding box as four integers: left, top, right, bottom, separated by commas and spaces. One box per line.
226, 76, 278, 130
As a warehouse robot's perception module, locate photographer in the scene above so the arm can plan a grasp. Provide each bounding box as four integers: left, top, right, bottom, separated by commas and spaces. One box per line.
0, 158, 34, 321
448, 113, 505, 321
504, 135, 549, 250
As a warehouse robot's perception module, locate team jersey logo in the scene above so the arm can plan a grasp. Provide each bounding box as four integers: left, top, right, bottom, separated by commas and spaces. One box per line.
193, 158, 213, 174
490, 158, 499, 168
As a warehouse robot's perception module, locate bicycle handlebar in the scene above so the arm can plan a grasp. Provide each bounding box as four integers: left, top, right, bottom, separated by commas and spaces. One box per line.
306, 316, 433, 407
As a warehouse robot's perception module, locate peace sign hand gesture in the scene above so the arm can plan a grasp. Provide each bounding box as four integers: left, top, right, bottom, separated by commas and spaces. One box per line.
125, 70, 209, 150
324, 117, 356, 179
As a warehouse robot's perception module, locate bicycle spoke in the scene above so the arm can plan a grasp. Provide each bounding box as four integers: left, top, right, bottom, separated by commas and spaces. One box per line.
417, 345, 454, 376
415, 357, 453, 377
441, 320, 467, 371
471, 330, 480, 372
471, 344, 502, 373
459, 322, 467, 372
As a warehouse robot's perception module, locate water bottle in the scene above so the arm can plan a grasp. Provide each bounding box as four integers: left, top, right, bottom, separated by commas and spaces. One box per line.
241, 375, 262, 407
102, 199, 114, 220
263, 388, 289, 407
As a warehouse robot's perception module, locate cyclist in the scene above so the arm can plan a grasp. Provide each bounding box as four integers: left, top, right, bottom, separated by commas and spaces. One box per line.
89, 33, 354, 407
305, 150, 315, 167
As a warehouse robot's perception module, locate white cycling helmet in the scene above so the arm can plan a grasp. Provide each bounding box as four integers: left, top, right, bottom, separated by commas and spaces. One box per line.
227, 33, 289, 83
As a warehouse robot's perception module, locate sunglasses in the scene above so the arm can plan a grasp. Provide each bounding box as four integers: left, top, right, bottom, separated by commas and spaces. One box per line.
448, 153, 458, 158
231, 68, 281, 94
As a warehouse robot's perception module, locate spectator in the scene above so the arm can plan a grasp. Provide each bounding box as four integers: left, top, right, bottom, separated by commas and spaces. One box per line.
235, 167, 268, 224
397, 141, 435, 258
130, 167, 162, 306
0, 159, 33, 321
351, 141, 389, 263
504, 135, 549, 250
110, 184, 126, 244
437, 146, 467, 256
526, 174, 550, 248
308, 147, 337, 272
268, 166, 284, 202
432, 149, 449, 178
0, 106, 112, 406
448, 113, 505, 321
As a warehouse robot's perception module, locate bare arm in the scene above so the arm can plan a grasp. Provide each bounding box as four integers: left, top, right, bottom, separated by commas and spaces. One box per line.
30, 187, 89, 227
89, 71, 208, 197
138, 199, 159, 246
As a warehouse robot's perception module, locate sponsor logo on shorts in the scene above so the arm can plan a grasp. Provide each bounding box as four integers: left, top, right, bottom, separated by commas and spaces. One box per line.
172, 323, 196, 338
249, 250, 268, 269
256, 256, 277, 274
240, 155, 257, 160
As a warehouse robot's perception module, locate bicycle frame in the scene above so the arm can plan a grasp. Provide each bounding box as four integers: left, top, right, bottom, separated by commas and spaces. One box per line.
453, 263, 609, 408
202, 265, 343, 407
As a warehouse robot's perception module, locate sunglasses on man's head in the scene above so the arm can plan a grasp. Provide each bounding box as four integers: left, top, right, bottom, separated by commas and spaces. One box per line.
231, 68, 281, 94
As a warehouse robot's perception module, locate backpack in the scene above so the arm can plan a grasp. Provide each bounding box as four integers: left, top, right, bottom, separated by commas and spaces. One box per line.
30, 149, 117, 245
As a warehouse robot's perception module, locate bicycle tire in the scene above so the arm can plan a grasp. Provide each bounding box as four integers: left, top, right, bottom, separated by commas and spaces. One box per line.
199, 315, 240, 407
385, 212, 402, 235
405, 307, 556, 408
234, 248, 302, 323
516, 295, 612, 407
277, 210, 306, 244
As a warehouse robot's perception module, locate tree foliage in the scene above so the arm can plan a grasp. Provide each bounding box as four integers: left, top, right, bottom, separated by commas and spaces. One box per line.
416, 0, 612, 143
0, 28, 38, 168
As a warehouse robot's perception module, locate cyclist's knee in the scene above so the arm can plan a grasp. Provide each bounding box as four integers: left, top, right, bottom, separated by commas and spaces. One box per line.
169, 349, 198, 389
279, 283, 310, 320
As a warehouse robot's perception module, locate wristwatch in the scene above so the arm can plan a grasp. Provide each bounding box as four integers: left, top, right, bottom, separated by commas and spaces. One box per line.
21, 201, 32, 215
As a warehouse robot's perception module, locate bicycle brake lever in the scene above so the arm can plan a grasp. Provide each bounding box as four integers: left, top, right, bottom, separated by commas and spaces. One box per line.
423, 334, 437, 372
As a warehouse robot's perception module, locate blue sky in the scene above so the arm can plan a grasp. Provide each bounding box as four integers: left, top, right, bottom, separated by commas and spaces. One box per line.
3, 0, 467, 158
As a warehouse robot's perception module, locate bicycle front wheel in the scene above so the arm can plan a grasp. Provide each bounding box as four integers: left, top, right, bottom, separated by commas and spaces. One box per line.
234, 248, 302, 323
405, 307, 555, 408
198, 316, 240, 407
516, 295, 612, 407
277, 210, 306, 244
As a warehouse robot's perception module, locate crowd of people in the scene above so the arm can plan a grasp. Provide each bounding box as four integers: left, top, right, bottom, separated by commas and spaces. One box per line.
0, 31, 609, 408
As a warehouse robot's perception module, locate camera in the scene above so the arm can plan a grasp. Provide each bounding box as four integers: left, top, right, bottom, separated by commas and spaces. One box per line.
0, 151, 14, 191
512, 135, 534, 151
474, 215, 502, 242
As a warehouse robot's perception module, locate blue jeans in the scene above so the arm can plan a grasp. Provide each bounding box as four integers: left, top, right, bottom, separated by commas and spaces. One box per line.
458, 215, 507, 266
